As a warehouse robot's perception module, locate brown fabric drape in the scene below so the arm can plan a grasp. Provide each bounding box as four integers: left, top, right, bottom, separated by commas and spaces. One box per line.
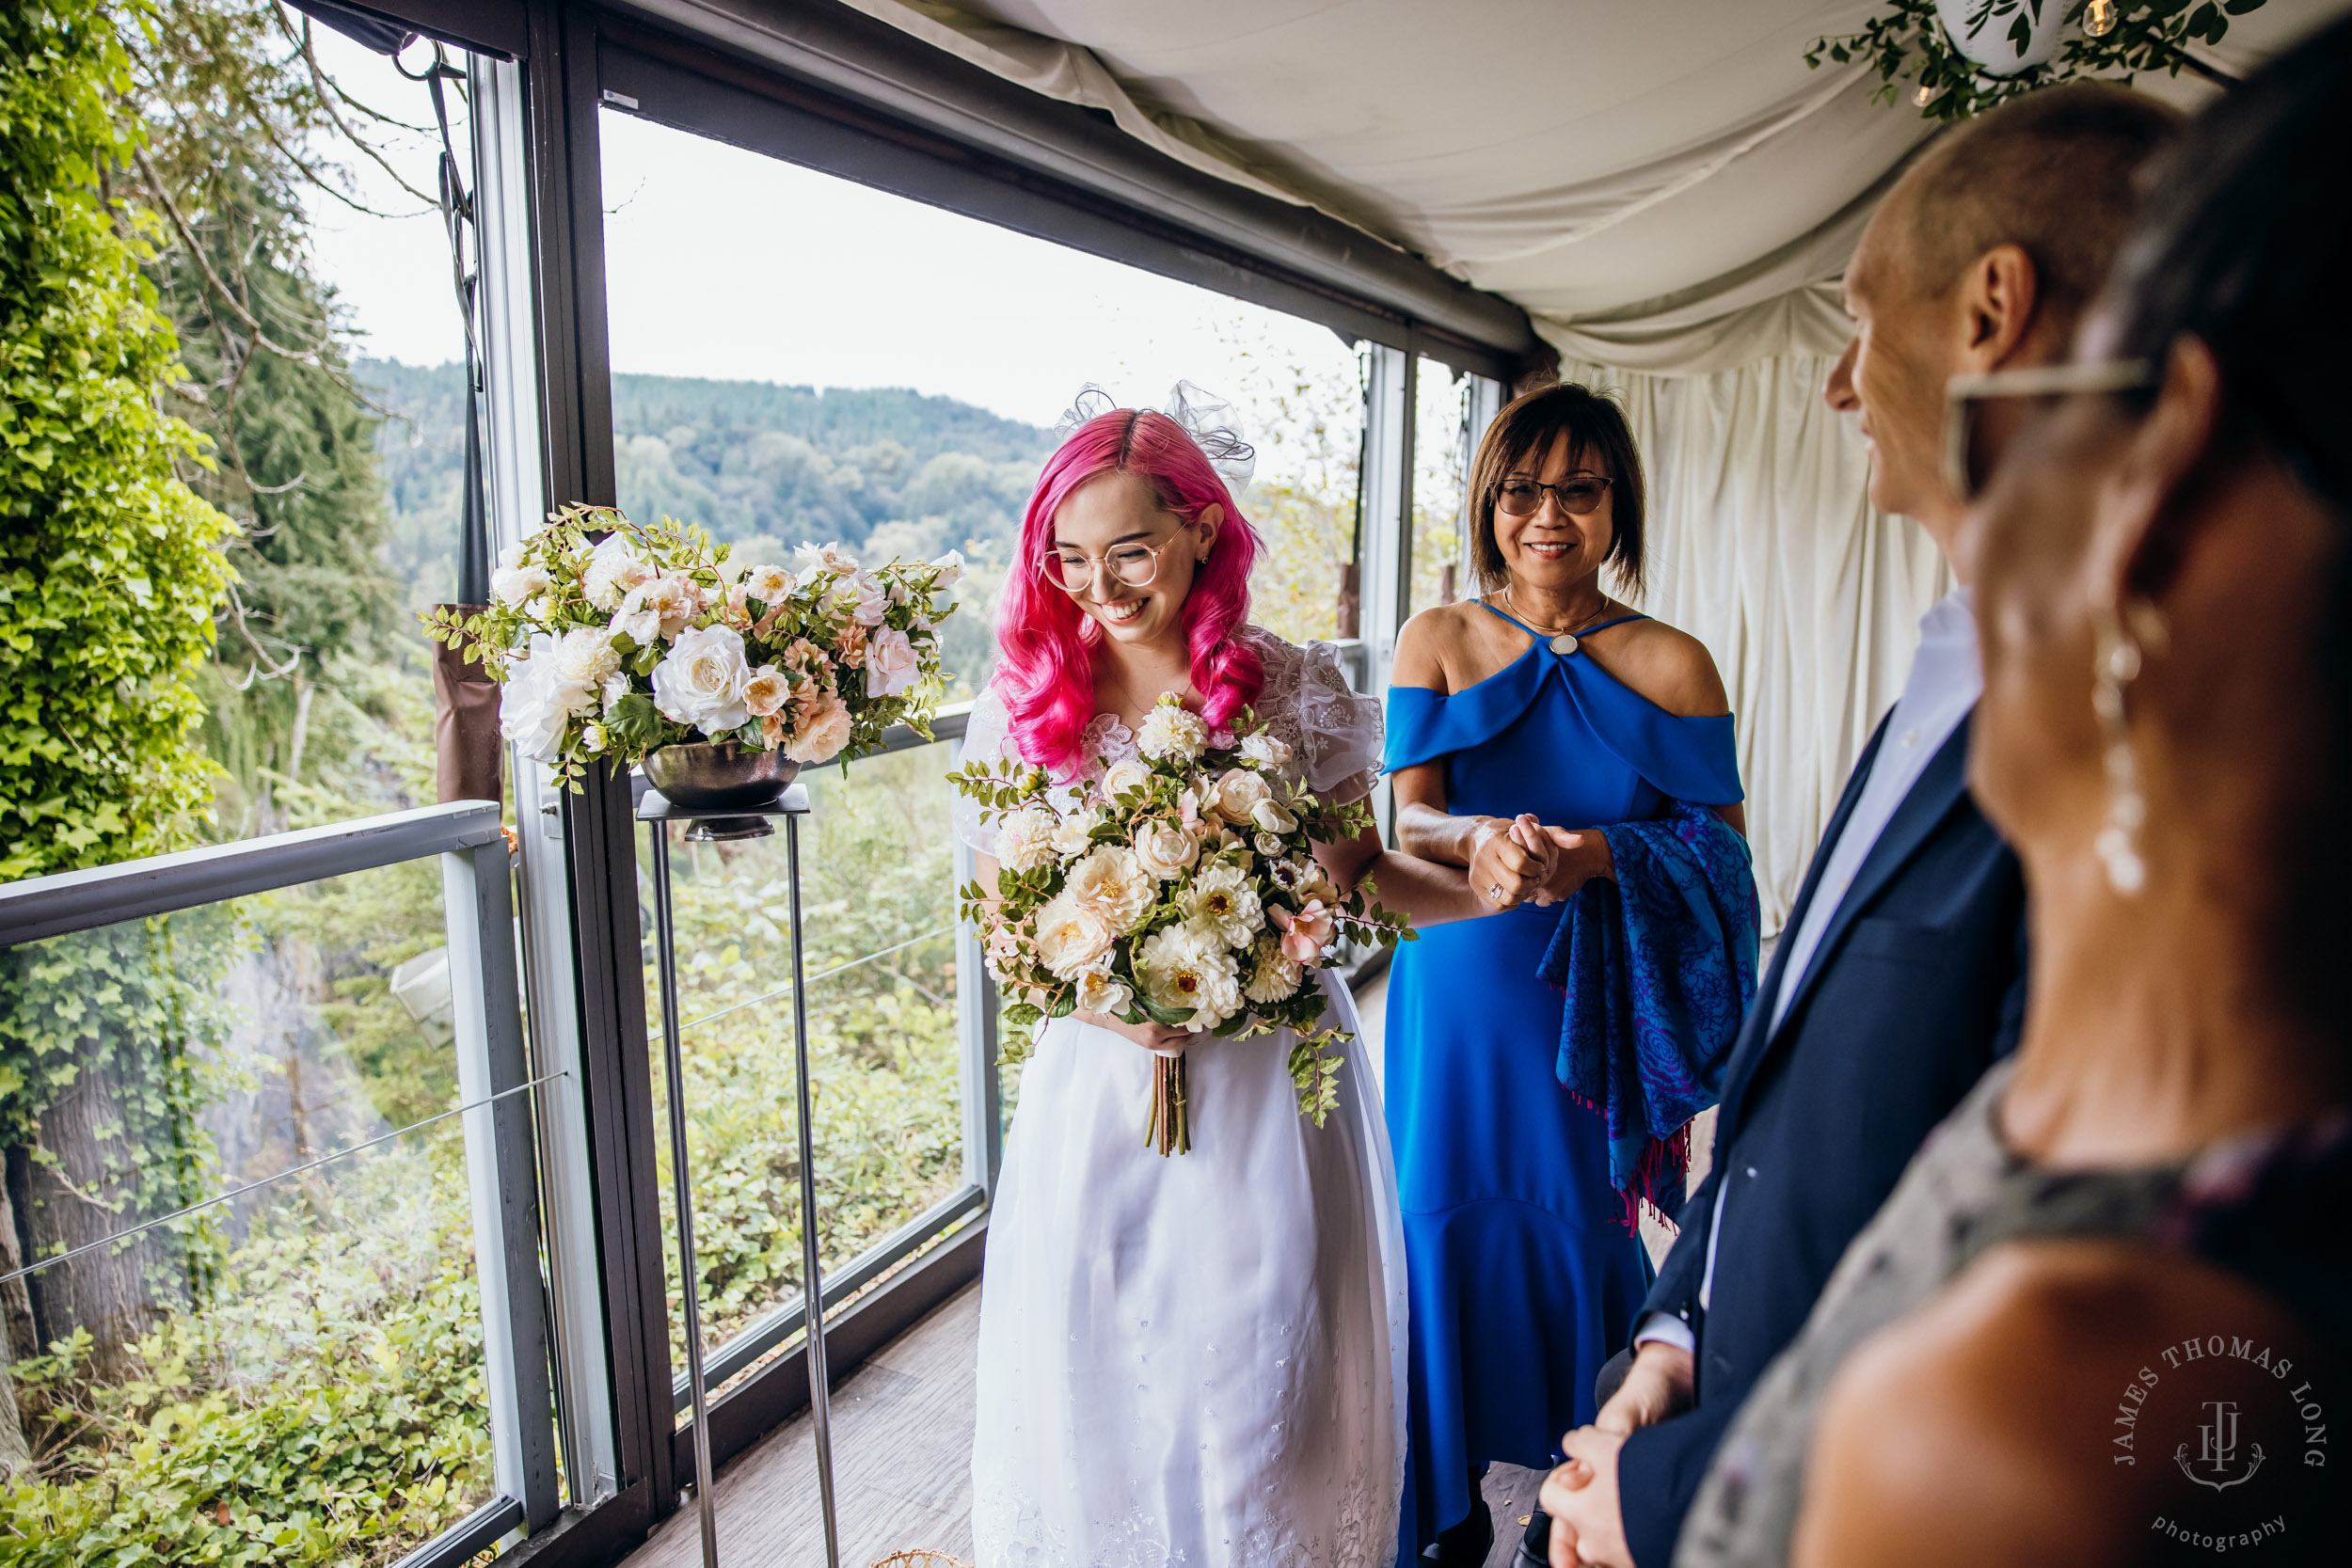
432, 605, 503, 804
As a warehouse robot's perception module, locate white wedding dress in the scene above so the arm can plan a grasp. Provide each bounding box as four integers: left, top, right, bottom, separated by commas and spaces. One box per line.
955, 628, 1407, 1568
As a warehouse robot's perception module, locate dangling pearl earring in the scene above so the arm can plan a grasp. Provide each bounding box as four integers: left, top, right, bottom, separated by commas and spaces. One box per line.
2089, 599, 2156, 896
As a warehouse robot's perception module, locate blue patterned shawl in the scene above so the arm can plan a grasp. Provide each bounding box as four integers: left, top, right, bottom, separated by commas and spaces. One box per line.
1535, 800, 1759, 1228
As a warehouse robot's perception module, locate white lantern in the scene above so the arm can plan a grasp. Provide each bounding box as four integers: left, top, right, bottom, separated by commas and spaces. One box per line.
1934, 0, 2064, 77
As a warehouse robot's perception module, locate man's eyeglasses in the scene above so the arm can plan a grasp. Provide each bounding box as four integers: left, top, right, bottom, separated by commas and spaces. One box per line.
1944, 358, 2156, 503
1495, 475, 1613, 518
1040, 529, 1189, 595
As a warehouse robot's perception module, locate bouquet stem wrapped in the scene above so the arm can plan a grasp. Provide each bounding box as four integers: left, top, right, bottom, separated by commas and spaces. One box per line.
954, 693, 1415, 1155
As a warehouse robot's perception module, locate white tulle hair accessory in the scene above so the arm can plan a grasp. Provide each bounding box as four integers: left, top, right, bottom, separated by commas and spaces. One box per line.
1053, 381, 1257, 495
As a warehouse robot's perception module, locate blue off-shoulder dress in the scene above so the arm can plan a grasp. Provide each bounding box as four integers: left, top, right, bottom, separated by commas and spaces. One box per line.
1384, 605, 1743, 1553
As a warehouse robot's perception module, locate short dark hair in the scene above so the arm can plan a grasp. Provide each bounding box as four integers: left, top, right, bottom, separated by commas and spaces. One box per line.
1467, 382, 1645, 598
1898, 83, 2182, 319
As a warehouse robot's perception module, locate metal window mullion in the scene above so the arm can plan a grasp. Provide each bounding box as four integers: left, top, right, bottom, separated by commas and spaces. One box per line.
442, 840, 561, 1535
1359, 343, 1414, 843
953, 823, 1003, 1199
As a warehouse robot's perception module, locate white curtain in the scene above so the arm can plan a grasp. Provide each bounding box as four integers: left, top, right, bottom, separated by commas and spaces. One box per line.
1566, 356, 1951, 931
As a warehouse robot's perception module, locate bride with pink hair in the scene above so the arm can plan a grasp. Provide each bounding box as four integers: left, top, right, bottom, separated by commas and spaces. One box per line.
954, 395, 1477, 1567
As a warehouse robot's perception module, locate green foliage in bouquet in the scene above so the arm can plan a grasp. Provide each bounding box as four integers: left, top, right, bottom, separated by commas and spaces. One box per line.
423, 503, 961, 786
0, 0, 236, 881
950, 694, 1413, 1133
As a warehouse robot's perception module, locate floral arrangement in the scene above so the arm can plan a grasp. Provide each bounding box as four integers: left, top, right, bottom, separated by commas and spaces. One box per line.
423, 504, 961, 784
951, 694, 1414, 1155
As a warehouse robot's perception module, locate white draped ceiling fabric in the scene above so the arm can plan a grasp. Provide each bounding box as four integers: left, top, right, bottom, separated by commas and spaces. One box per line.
848, 0, 2337, 923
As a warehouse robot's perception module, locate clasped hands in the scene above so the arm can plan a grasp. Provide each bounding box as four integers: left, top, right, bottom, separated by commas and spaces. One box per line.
1539, 1340, 1693, 1568
1469, 813, 1612, 911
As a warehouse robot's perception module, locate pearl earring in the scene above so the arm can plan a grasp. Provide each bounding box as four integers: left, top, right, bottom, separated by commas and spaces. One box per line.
2089, 600, 2154, 896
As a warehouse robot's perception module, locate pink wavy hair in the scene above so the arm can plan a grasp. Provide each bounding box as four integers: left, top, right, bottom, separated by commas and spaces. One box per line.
993, 407, 1264, 777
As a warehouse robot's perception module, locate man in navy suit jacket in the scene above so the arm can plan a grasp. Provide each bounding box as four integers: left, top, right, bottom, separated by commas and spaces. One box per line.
1533, 86, 2183, 1568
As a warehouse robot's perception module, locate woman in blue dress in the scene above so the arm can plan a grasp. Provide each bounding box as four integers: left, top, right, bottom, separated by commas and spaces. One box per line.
1383, 383, 1746, 1564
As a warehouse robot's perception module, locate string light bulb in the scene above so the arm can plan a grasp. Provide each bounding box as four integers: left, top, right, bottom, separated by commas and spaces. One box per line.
1915, 81, 1937, 105
2084, 0, 2120, 39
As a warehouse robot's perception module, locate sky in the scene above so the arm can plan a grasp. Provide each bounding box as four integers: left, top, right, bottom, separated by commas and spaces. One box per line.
300, 29, 1359, 436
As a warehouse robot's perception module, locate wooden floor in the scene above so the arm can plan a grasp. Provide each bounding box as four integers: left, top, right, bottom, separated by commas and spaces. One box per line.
622, 1284, 982, 1568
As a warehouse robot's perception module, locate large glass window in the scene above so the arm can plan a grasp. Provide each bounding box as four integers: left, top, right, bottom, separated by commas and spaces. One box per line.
594, 110, 1371, 1407
1406, 357, 1475, 623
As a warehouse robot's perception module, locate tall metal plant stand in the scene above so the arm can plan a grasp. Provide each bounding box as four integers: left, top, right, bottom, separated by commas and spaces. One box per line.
642, 781, 842, 1568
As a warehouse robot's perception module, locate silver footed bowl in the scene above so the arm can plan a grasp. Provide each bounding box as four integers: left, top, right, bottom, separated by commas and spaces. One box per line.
642, 741, 800, 811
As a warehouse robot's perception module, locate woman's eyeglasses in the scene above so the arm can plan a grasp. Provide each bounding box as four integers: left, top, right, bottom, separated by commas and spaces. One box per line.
1944, 358, 2156, 503
1495, 476, 1613, 517
1040, 529, 1189, 595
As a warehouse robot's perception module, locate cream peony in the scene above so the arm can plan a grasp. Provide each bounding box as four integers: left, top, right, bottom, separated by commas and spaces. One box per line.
1064, 845, 1154, 933
743, 563, 795, 605
1075, 969, 1134, 1018
1100, 758, 1151, 801
652, 625, 755, 734
1032, 889, 1117, 981
1178, 861, 1263, 949
1136, 700, 1208, 763
1240, 731, 1295, 771
583, 532, 653, 611
1211, 768, 1273, 824
794, 541, 859, 579
865, 626, 920, 698
1050, 806, 1105, 860
553, 626, 623, 689
1243, 933, 1305, 1006
996, 806, 1057, 874
491, 544, 553, 609
615, 574, 701, 645
1136, 922, 1243, 1030
500, 630, 593, 763
742, 666, 789, 718
785, 690, 852, 764
1132, 819, 1200, 880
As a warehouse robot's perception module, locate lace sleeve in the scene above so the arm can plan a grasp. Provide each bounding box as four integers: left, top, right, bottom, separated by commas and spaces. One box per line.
1249, 631, 1383, 804
951, 687, 1020, 855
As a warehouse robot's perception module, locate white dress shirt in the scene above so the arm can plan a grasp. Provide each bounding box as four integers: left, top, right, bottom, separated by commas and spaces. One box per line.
1635, 587, 1981, 1356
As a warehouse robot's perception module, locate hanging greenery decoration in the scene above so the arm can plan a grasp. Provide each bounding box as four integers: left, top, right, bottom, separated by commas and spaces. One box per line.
1806, 0, 2269, 122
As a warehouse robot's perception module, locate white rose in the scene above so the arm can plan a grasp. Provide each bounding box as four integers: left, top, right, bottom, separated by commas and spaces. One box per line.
794, 541, 859, 579
865, 626, 921, 699
784, 690, 852, 764
930, 549, 965, 587
553, 626, 623, 689
583, 533, 653, 611
499, 632, 591, 764
616, 574, 700, 645
1239, 731, 1294, 771
743, 563, 795, 605
1136, 922, 1242, 1030
1251, 798, 1300, 835
1178, 861, 1263, 949
1075, 969, 1134, 1018
1064, 845, 1154, 933
844, 572, 890, 626
1101, 758, 1152, 801
1050, 806, 1105, 860
1133, 819, 1200, 880
742, 665, 789, 718
996, 806, 1057, 874
1136, 700, 1208, 763
1243, 933, 1305, 1006
1211, 768, 1273, 824
1254, 832, 1286, 857
1032, 889, 1117, 982
651, 624, 755, 735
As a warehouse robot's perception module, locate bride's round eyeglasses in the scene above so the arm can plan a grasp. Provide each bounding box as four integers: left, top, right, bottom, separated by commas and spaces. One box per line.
1495, 476, 1613, 517
1040, 530, 1189, 595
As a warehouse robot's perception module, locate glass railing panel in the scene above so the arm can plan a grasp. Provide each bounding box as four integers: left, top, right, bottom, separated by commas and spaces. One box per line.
0, 863, 501, 1561
644, 739, 967, 1389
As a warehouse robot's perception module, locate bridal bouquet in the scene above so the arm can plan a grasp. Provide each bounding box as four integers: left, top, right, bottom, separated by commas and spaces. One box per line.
423, 503, 961, 784
951, 694, 1413, 1155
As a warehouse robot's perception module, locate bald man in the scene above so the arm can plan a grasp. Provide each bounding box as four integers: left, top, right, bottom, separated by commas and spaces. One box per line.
1530, 85, 2183, 1568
